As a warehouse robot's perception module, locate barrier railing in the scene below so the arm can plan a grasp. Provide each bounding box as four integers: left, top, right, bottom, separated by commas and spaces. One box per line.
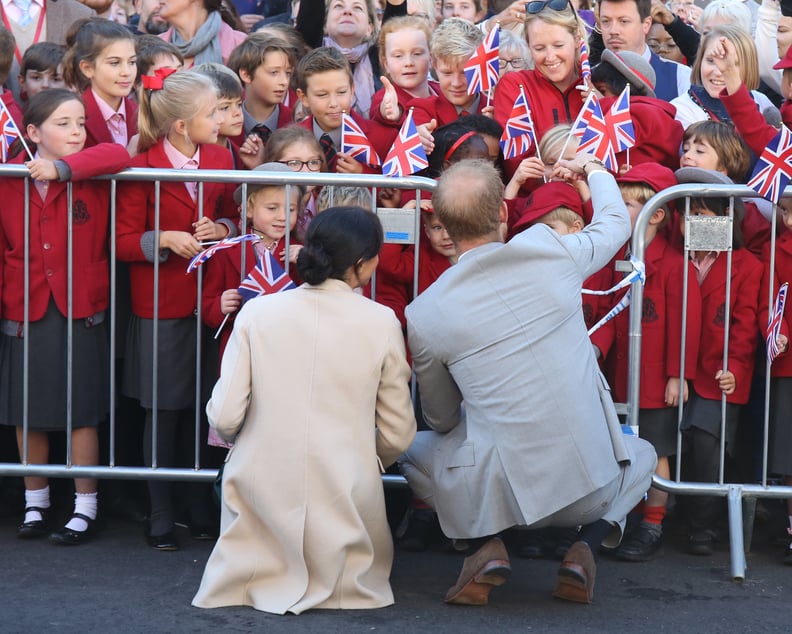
630, 183, 792, 581
1, 167, 788, 582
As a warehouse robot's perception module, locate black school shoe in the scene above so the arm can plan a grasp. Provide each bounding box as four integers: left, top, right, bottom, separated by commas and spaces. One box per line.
686, 528, 718, 556
16, 506, 52, 539
49, 513, 100, 545
614, 524, 663, 561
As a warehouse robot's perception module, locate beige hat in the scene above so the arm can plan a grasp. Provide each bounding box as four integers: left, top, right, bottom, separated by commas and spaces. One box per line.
601, 49, 657, 99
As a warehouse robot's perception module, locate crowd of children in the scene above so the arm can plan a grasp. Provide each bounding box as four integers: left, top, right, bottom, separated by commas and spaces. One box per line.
0, 0, 791, 568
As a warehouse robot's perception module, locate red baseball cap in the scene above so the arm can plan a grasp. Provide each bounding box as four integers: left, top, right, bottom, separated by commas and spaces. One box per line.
513, 182, 584, 233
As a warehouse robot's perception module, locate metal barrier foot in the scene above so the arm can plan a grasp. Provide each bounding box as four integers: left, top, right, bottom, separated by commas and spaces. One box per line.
727, 485, 746, 582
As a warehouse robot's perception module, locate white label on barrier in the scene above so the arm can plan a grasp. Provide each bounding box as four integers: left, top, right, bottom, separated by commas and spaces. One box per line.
377, 207, 417, 244
685, 215, 733, 252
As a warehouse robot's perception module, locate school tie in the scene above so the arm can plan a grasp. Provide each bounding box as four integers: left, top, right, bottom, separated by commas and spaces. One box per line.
252, 123, 272, 145
15, 0, 33, 26
320, 133, 337, 171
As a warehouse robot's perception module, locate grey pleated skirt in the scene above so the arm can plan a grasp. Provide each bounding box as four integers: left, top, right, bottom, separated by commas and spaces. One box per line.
769, 377, 792, 475
122, 315, 199, 411
0, 299, 110, 431
681, 392, 740, 450
638, 407, 679, 458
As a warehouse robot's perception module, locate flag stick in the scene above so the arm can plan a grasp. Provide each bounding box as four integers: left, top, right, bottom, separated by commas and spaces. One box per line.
214, 314, 230, 340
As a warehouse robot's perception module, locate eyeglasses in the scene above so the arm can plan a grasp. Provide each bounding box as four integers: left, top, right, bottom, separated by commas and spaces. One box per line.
499, 57, 527, 70
525, 0, 569, 14
278, 159, 323, 171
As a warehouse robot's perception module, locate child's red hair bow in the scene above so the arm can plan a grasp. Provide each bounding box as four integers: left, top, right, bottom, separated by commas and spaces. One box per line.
141, 67, 178, 90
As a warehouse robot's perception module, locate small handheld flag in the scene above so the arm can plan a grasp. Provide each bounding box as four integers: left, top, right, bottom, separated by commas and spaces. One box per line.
341, 113, 381, 167
748, 126, 792, 204
186, 234, 258, 273
464, 24, 499, 96
606, 85, 635, 153
574, 92, 616, 170
767, 282, 788, 364
382, 108, 429, 177
0, 99, 33, 162
237, 248, 297, 304
578, 39, 591, 89
499, 85, 537, 160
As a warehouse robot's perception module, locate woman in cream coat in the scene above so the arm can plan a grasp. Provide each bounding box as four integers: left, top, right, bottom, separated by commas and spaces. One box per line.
193, 207, 416, 615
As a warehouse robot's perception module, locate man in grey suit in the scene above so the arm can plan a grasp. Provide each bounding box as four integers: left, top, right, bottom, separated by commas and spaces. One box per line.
401, 157, 657, 605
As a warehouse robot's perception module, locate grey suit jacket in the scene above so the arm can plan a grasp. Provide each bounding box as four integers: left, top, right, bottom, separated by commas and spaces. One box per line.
405, 171, 633, 538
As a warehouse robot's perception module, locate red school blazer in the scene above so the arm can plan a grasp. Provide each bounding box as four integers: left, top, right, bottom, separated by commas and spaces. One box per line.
116, 140, 237, 320
605, 233, 702, 408
763, 233, 792, 378
0, 143, 130, 322
407, 91, 487, 130
81, 89, 139, 149
692, 248, 762, 404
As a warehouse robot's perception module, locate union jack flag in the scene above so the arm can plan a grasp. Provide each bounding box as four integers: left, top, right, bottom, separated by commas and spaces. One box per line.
606, 85, 635, 153
186, 233, 258, 273
578, 39, 591, 89
464, 24, 499, 96
767, 282, 788, 363
341, 113, 381, 167
0, 99, 21, 163
748, 126, 792, 203
573, 92, 616, 170
499, 85, 536, 159
238, 248, 297, 304
382, 109, 428, 177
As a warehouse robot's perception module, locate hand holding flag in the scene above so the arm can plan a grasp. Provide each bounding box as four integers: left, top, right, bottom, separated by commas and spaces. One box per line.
499, 85, 538, 160
186, 234, 258, 273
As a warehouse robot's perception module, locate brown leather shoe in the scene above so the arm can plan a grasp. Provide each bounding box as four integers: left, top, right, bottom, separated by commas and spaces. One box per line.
444, 537, 511, 605
553, 541, 596, 604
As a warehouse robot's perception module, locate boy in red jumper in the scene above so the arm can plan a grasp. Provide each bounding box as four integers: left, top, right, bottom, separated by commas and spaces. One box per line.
607, 163, 702, 561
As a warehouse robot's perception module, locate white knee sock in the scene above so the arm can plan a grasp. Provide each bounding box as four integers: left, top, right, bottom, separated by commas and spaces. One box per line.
24, 486, 51, 523
65, 492, 98, 532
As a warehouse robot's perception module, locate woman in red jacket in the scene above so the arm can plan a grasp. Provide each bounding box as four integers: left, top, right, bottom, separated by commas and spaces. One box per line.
0, 89, 129, 545
116, 70, 237, 551
493, 0, 586, 183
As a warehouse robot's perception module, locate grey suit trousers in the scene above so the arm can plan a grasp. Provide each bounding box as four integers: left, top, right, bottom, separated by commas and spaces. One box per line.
401, 433, 657, 548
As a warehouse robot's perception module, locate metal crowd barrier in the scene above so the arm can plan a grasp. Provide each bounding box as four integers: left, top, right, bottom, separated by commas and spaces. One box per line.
630, 183, 792, 581
0, 166, 434, 487
1, 167, 789, 582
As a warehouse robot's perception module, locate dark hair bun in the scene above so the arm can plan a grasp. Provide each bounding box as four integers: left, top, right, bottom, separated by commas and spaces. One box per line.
297, 243, 334, 285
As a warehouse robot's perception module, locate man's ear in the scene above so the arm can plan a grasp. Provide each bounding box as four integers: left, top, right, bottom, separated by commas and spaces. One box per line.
498, 200, 508, 224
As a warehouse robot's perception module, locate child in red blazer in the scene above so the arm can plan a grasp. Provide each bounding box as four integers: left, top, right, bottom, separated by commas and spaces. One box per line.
116, 70, 237, 551
763, 197, 792, 564
294, 47, 386, 174
674, 167, 763, 557
607, 164, 702, 562
0, 89, 129, 545
202, 162, 305, 360
62, 19, 139, 150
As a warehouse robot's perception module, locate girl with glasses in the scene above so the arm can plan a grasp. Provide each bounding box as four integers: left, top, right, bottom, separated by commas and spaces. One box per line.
263, 125, 328, 241
493, 0, 587, 190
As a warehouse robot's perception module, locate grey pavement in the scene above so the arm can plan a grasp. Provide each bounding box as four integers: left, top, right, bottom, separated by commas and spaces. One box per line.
1, 505, 790, 633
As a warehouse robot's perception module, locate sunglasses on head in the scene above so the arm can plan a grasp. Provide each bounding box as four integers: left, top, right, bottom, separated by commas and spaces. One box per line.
525, 0, 570, 14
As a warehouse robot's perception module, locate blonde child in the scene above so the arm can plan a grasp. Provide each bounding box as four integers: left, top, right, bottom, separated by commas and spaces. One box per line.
0, 89, 129, 544
116, 70, 237, 551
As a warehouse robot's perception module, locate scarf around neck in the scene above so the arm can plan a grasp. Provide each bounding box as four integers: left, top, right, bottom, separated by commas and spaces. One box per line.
688, 84, 731, 123
169, 10, 223, 66
323, 36, 374, 119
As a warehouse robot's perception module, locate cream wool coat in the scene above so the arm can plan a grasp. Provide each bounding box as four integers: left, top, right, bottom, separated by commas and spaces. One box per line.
192, 279, 416, 614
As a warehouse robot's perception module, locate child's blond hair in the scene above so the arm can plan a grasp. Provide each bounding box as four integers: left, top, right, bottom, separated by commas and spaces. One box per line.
430, 17, 482, 64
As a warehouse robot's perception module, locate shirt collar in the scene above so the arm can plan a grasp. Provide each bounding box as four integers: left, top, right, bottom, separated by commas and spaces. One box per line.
92, 89, 124, 123
162, 136, 200, 169
312, 118, 341, 148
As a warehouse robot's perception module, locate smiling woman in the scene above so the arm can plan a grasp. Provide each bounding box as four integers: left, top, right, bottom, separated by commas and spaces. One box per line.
670, 24, 773, 130
492, 0, 585, 181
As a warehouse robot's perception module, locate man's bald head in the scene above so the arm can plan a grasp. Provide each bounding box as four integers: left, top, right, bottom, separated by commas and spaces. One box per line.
432, 160, 505, 242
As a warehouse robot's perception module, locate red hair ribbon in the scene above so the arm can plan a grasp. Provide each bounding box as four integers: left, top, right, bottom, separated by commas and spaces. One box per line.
443, 130, 477, 162
141, 67, 178, 90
